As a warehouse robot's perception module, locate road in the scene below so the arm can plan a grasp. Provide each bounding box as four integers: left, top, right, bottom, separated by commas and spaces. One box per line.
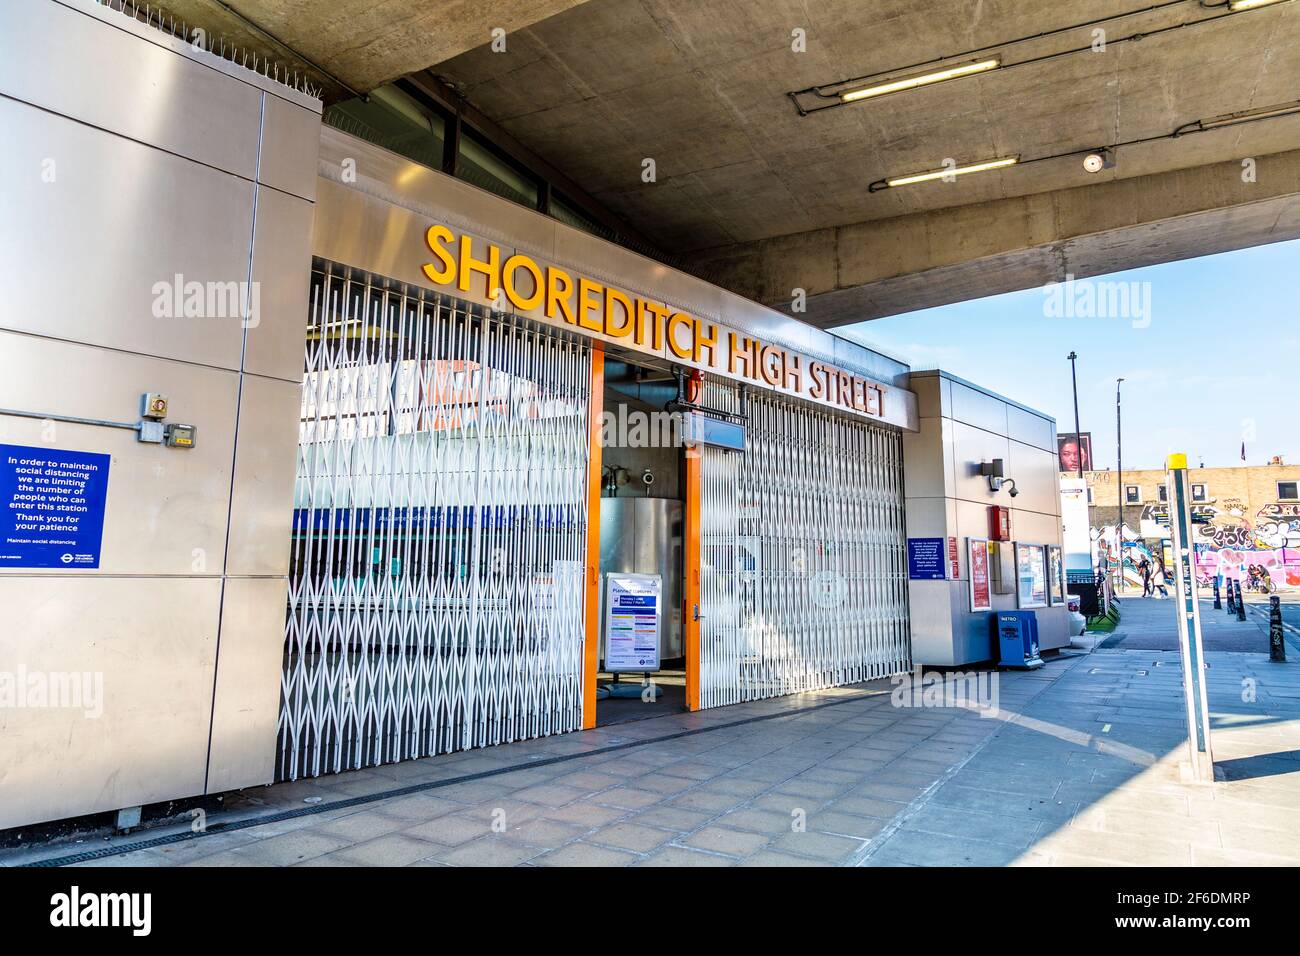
1100, 595, 1299, 655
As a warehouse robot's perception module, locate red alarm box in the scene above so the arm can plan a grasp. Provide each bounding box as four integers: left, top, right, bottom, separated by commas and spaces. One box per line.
989, 505, 1011, 541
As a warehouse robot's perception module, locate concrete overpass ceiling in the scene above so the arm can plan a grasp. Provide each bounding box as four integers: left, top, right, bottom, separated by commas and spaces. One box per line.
150, 0, 598, 98
425, 0, 1300, 320
432, 0, 1299, 245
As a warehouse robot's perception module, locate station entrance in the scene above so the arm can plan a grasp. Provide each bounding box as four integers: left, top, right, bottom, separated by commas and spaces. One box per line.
275, 261, 911, 781
593, 357, 689, 725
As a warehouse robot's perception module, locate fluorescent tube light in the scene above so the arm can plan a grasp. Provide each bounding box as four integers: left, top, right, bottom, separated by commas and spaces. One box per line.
840, 58, 1001, 103
885, 156, 1020, 188
1228, 0, 1290, 10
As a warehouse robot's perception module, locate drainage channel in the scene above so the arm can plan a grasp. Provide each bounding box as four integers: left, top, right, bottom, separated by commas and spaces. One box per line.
24, 685, 893, 867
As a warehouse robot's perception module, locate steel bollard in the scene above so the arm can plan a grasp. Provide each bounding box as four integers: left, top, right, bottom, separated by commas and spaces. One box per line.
1213, 578, 1222, 610
1226, 580, 1236, 614
1270, 595, 1287, 663
1236, 580, 1247, 622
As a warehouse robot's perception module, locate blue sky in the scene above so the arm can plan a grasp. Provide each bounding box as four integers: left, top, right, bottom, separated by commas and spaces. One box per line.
844, 238, 1300, 471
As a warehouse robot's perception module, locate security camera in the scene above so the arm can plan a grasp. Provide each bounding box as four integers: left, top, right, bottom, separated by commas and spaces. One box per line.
1009, 486, 1019, 498
1083, 148, 1115, 174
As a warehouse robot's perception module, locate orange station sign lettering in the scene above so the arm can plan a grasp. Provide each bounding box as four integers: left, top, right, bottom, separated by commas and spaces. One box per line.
421, 224, 888, 421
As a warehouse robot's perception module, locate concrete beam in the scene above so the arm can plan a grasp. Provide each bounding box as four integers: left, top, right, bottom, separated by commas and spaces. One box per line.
692, 149, 1300, 327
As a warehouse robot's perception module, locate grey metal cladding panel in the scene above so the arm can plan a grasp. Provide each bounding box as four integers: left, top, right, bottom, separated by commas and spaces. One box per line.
949, 380, 1010, 436
247, 186, 316, 382
206, 575, 289, 793
831, 335, 910, 388
259, 94, 322, 202
0, 0, 261, 178
0, 575, 220, 830
0, 332, 238, 576
225, 375, 301, 577
0, 96, 252, 370
317, 128, 557, 257
552, 225, 727, 323
313, 176, 440, 295
1007, 403, 1057, 453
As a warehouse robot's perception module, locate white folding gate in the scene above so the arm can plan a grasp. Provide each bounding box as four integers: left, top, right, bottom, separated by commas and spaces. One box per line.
277, 267, 593, 780
698, 382, 910, 708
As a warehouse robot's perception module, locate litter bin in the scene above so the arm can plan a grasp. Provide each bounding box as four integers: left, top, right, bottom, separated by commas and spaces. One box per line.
992, 611, 1044, 669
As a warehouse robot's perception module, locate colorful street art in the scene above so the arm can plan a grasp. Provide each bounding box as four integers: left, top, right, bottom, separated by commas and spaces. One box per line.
1092, 502, 1300, 590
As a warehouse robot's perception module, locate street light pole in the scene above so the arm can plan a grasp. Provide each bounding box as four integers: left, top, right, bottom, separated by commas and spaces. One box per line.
1116, 377, 1125, 593
1067, 351, 1083, 479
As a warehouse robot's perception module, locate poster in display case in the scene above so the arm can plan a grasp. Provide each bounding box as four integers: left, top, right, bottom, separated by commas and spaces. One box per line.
1047, 546, 1066, 605
969, 538, 992, 611
1015, 543, 1048, 608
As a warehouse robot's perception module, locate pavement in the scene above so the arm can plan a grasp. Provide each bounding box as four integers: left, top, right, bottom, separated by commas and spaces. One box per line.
3, 597, 1297, 868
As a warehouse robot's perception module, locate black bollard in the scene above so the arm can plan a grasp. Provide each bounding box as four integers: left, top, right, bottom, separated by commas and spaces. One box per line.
1236, 580, 1247, 622
1270, 595, 1287, 663
1213, 578, 1222, 610
1226, 580, 1236, 614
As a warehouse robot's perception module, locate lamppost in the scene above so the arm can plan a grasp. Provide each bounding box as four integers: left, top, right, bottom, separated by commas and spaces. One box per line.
1116, 377, 1125, 592
1067, 352, 1083, 479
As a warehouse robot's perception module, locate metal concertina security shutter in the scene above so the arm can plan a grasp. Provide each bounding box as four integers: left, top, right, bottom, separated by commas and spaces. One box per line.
698, 380, 910, 709
277, 266, 593, 780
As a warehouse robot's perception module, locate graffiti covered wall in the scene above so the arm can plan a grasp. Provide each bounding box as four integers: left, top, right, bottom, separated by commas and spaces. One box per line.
1091, 502, 1300, 590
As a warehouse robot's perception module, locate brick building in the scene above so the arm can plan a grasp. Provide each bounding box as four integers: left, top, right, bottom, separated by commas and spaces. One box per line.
1083, 459, 1300, 588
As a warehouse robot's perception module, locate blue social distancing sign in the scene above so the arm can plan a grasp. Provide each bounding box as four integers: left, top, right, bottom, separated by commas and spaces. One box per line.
0, 444, 111, 569
907, 537, 946, 580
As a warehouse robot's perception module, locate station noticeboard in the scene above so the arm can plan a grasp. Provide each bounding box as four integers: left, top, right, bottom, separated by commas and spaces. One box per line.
0, 444, 111, 569
907, 537, 947, 580
604, 573, 662, 672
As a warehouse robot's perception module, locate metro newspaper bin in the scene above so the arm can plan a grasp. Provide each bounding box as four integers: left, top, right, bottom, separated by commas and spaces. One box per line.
992, 611, 1044, 669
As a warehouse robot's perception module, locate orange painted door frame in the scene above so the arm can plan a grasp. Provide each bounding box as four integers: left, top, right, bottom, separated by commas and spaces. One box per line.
582, 344, 604, 729
684, 448, 702, 712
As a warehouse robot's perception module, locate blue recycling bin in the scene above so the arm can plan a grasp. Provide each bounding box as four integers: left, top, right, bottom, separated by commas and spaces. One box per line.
992, 611, 1044, 669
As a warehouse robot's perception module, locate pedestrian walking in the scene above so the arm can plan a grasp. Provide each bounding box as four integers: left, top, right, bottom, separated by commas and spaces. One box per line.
1138, 556, 1152, 597
1153, 556, 1169, 599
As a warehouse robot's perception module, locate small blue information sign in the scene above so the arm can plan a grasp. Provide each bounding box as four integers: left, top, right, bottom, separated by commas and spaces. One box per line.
907, 537, 946, 580
0, 444, 111, 569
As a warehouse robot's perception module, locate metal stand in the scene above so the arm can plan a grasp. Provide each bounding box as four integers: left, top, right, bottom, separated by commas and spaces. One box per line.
1166, 454, 1215, 784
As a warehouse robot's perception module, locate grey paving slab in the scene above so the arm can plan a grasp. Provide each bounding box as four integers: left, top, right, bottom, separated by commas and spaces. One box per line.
532, 841, 639, 867
431, 837, 546, 867
12, 602, 1298, 869
680, 825, 773, 857
634, 846, 735, 867
588, 822, 675, 853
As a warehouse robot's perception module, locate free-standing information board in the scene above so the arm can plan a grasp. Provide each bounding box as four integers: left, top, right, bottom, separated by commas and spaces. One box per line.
0, 444, 111, 569
604, 573, 662, 672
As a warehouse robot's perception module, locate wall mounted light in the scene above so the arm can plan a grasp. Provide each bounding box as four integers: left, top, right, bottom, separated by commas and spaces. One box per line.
839, 58, 1001, 104
1227, 0, 1290, 11
1082, 148, 1115, 173
1173, 99, 1300, 136
792, 0, 1293, 116
870, 156, 1019, 192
